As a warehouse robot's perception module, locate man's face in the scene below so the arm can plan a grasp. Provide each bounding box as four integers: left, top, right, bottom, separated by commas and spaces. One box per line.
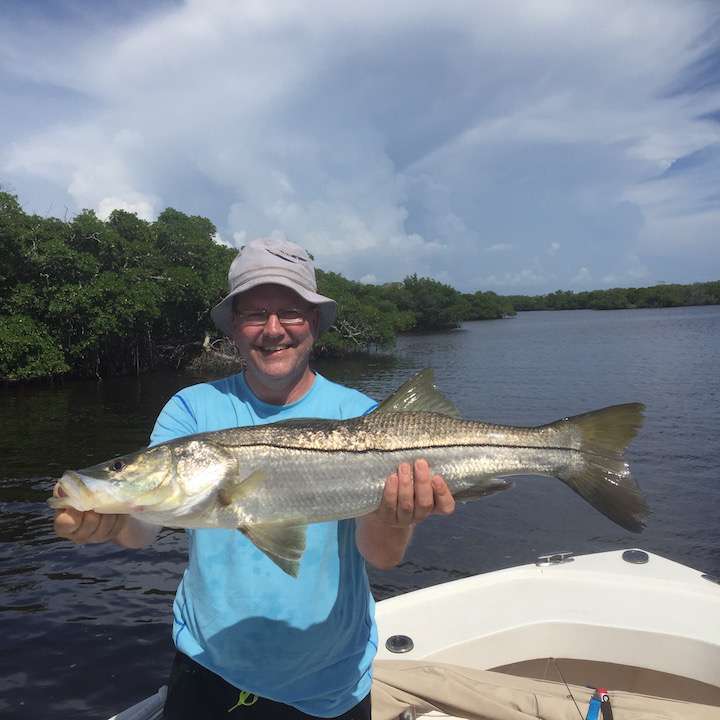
231, 284, 318, 388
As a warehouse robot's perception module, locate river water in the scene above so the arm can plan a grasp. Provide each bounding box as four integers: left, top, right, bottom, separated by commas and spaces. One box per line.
1, 306, 719, 718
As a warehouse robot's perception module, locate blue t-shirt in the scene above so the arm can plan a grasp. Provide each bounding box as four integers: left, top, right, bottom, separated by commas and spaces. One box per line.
150, 372, 378, 717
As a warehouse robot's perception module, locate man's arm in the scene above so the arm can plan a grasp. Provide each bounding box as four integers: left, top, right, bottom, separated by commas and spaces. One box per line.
355, 459, 455, 570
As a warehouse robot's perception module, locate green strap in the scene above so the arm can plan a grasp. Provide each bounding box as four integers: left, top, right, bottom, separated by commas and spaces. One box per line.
227, 690, 258, 712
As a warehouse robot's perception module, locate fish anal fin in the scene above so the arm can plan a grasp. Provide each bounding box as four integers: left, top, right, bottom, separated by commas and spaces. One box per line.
218, 468, 268, 507
374, 369, 460, 417
453, 477, 513, 503
239, 524, 307, 577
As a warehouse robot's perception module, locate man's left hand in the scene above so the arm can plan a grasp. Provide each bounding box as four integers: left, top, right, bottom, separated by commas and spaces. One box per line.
373, 459, 455, 527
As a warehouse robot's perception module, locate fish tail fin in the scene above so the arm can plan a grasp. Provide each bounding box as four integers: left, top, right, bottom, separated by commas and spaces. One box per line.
551, 403, 649, 532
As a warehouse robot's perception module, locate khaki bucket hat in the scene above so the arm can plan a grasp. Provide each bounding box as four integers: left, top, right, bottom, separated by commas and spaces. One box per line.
211, 237, 337, 336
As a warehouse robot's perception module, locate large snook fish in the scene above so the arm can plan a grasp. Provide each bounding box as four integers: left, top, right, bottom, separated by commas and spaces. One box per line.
49, 370, 648, 576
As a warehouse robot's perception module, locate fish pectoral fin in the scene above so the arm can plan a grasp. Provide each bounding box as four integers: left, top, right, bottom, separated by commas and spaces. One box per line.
453, 477, 513, 503
217, 468, 268, 507
239, 524, 307, 578
131, 482, 177, 510
374, 368, 460, 417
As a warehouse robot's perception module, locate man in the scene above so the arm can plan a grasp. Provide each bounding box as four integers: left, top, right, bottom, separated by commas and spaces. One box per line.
54, 237, 455, 719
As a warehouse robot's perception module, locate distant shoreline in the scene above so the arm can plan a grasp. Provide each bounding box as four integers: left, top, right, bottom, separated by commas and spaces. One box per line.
504, 281, 719, 312
513, 302, 720, 312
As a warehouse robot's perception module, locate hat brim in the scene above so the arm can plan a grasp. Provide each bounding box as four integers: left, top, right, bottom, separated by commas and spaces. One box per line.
211, 275, 337, 337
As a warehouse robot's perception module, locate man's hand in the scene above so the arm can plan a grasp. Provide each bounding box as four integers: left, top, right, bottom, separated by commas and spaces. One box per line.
356, 459, 455, 570
52, 483, 157, 548
374, 459, 455, 527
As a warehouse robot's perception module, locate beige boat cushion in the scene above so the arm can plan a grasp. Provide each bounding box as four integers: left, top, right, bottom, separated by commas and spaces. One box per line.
372, 661, 720, 720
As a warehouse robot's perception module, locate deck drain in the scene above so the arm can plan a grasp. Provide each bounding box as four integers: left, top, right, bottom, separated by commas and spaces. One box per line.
386, 635, 414, 653
622, 549, 649, 564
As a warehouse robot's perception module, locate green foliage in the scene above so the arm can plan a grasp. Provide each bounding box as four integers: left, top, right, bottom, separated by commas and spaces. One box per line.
462, 291, 516, 320
0, 190, 234, 381
315, 270, 412, 356
318, 270, 503, 355
507, 282, 720, 312
387, 274, 468, 330
0, 315, 69, 380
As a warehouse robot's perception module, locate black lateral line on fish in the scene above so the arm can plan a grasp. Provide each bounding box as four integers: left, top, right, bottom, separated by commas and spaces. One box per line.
210, 442, 620, 458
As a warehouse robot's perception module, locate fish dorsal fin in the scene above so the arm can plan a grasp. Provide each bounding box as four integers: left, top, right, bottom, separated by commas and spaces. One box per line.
240, 524, 307, 577
375, 369, 460, 417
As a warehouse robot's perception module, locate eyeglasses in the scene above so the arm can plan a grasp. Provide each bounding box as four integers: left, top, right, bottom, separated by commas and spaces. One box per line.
235, 308, 310, 326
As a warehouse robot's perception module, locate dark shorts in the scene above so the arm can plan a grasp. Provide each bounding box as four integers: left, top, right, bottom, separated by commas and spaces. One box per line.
163, 651, 372, 720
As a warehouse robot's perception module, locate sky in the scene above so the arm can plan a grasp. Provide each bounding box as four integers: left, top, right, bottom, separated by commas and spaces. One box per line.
2, 0, 719, 294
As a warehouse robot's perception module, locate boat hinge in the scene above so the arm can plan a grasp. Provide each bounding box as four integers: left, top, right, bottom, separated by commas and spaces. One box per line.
536, 551, 574, 567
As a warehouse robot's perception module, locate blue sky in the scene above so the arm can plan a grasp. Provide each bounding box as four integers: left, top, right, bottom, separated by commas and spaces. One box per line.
2, 0, 719, 293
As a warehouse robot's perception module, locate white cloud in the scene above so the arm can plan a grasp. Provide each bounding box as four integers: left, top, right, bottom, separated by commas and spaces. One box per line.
479, 267, 551, 289
570, 266, 591, 286
602, 266, 651, 286
601, 253, 651, 286
5, 124, 160, 218
1, 0, 719, 293
96, 196, 155, 221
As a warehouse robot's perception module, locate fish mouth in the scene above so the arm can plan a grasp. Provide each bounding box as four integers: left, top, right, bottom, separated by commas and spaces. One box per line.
48, 470, 127, 513
48, 470, 96, 511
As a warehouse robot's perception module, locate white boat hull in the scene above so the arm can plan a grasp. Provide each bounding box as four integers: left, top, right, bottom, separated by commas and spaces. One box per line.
375, 549, 720, 695
111, 549, 720, 719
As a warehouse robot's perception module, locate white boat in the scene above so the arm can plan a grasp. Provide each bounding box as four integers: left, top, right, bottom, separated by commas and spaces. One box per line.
111, 549, 720, 720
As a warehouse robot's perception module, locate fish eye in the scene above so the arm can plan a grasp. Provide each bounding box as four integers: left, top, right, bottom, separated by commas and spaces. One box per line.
110, 460, 125, 472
